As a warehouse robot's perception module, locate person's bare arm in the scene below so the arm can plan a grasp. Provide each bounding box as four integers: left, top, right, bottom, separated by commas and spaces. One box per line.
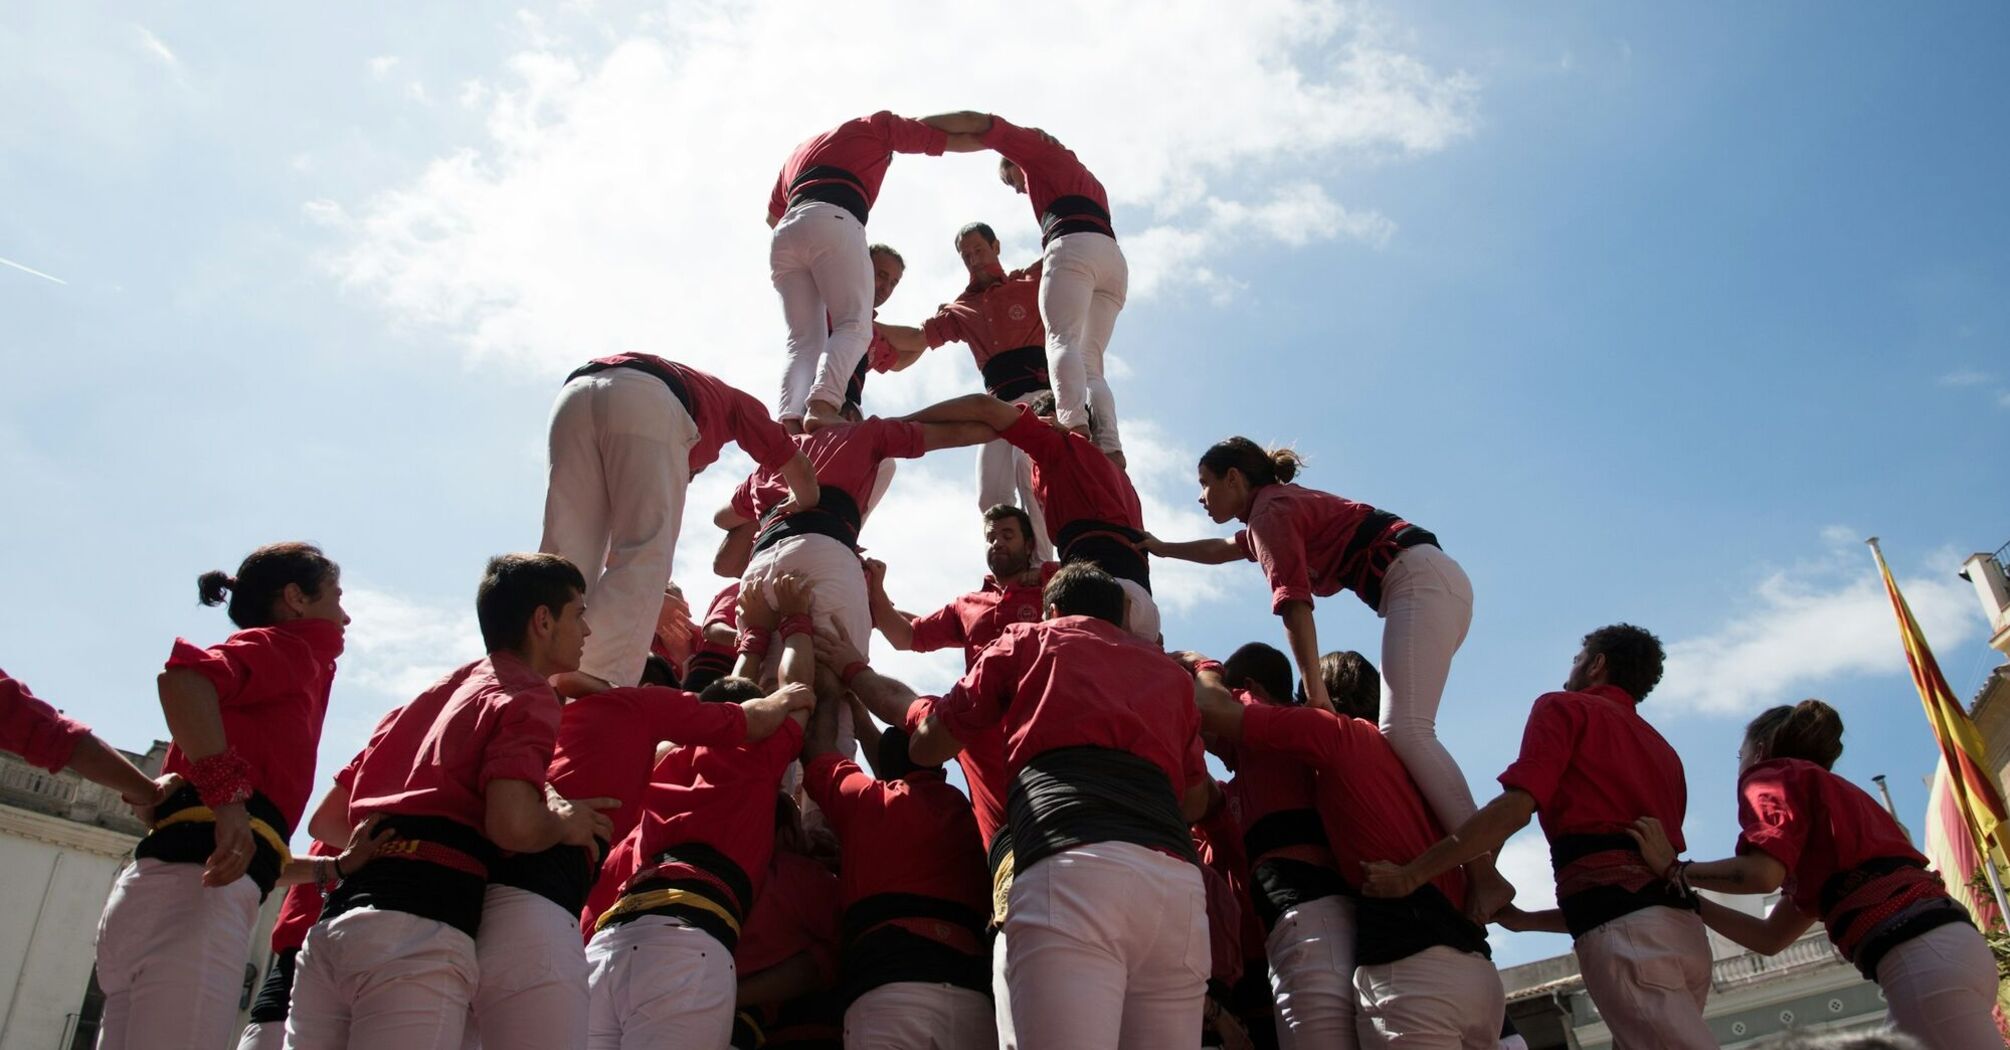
485, 779, 616, 858
918, 421, 1000, 452
802, 667, 845, 763
1143, 536, 1243, 564
875, 322, 928, 365
920, 111, 993, 135
158, 668, 254, 886
901, 392, 1019, 431
273, 816, 392, 887
774, 451, 821, 516
1360, 790, 1536, 898
1278, 601, 1332, 712
713, 521, 756, 579
863, 559, 917, 651
815, 632, 917, 727
1493, 904, 1569, 935
1626, 815, 1787, 895
66, 735, 163, 804
847, 692, 884, 774
1698, 895, 1815, 955
307, 781, 354, 846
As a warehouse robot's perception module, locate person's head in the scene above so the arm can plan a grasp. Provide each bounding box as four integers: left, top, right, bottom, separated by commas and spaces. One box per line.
476, 553, 589, 675
955, 222, 1002, 278
868, 244, 905, 307
639, 654, 679, 688
698, 676, 764, 705
1315, 650, 1381, 720
874, 725, 936, 780
1742, 699, 1845, 772
982, 504, 1037, 579
1223, 642, 1293, 705
1566, 623, 1665, 700
998, 157, 1026, 194
1195, 438, 1302, 524
198, 542, 346, 630
1043, 562, 1126, 627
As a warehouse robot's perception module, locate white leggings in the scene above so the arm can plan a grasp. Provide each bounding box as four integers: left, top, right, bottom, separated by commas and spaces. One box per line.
1375, 545, 1478, 832
1265, 895, 1358, 1050
976, 393, 1052, 560
94, 858, 260, 1050
1875, 921, 2001, 1049
770, 200, 873, 421
1039, 232, 1127, 455
287, 908, 478, 1050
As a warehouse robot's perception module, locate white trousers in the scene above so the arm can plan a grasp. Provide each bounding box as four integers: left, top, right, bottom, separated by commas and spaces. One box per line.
1375, 544, 1479, 833
1352, 945, 1504, 1049
1572, 906, 1713, 1050
1875, 921, 2002, 1050
743, 531, 861, 789
239, 1021, 285, 1050
472, 886, 589, 1050
541, 366, 700, 687
1119, 578, 1160, 645
286, 907, 478, 1050
584, 916, 737, 1050
1266, 895, 1359, 1050
976, 391, 1053, 560
1001, 841, 1207, 1050
94, 858, 260, 1050
843, 982, 997, 1049
771, 200, 873, 420
1039, 232, 1127, 455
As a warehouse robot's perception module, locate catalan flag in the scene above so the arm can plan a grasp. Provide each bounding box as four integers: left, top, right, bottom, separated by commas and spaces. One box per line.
1868, 538, 2010, 863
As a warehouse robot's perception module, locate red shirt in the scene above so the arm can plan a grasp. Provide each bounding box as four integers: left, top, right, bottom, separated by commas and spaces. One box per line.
730, 418, 929, 522
1223, 695, 1336, 871
621, 719, 805, 910
1497, 685, 1688, 854
980, 116, 1111, 223
802, 754, 989, 915
269, 841, 338, 952
914, 616, 1206, 804
1194, 802, 1267, 964
161, 618, 345, 834
1736, 757, 1930, 919
701, 583, 741, 632
344, 651, 561, 832
735, 849, 842, 984
547, 687, 748, 847
584, 354, 797, 476
1000, 406, 1144, 535
1234, 483, 1413, 613
0, 669, 91, 775
921, 266, 1046, 368
767, 112, 950, 223
1241, 704, 1466, 907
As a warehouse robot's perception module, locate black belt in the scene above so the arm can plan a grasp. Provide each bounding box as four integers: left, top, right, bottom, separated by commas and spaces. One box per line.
323, 814, 497, 938
839, 892, 990, 1003
491, 837, 606, 916
567, 358, 697, 425
1039, 195, 1115, 246
135, 784, 291, 899
753, 485, 863, 555
787, 165, 870, 225
1550, 833, 1697, 938
981, 345, 1050, 401
1354, 884, 1490, 967
598, 842, 755, 952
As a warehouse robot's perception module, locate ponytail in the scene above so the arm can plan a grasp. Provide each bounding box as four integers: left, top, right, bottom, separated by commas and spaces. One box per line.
1199, 437, 1303, 487
1745, 699, 1845, 770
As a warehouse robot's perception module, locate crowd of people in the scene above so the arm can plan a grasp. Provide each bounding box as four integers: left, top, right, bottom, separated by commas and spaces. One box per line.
1, 109, 1999, 1050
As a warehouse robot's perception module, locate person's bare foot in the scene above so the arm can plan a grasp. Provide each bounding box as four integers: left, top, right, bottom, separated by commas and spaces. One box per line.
1464, 857, 1517, 923
550, 669, 616, 698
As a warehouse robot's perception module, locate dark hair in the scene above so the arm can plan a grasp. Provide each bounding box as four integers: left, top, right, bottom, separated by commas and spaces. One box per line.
1318, 650, 1381, 720
1198, 436, 1302, 487
956, 222, 999, 248
639, 654, 679, 688
867, 243, 904, 268
698, 676, 764, 705
197, 542, 338, 629
983, 504, 1036, 544
1746, 700, 1845, 770
1027, 391, 1096, 438
875, 725, 933, 779
1580, 623, 1666, 700
1044, 562, 1126, 626
476, 553, 587, 654
1224, 643, 1293, 703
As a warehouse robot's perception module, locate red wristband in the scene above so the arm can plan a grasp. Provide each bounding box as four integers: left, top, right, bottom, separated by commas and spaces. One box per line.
1192, 660, 1224, 678
188, 748, 254, 809
776, 614, 815, 640
840, 660, 870, 686
735, 627, 773, 656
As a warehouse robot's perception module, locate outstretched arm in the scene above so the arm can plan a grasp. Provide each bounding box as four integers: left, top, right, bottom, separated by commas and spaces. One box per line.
1626, 815, 1787, 896
863, 560, 917, 651
1360, 790, 1535, 899
919, 420, 1000, 452
920, 111, 993, 136
902, 392, 1020, 431
1698, 895, 1815, 956
875, 322, 928, 366
1144, 536, 1244, 564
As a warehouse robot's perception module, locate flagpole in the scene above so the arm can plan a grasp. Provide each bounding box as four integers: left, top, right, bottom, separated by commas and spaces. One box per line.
1867, 536, 2010, 924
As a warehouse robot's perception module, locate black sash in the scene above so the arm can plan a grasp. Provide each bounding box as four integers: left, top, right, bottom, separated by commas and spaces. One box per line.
753, 485, 864, 555
602, 842, 755, 952
1550, 832, 1698, 938
135, 784, 291, 899
1040, 195, 1115, 245
981, 345, 1050, 401
1249, 857, 1351, 933
1354, 884, 1490, 967
491, 837, 607, 916
787, 165, 870, 224
1054, 520, 1151, 592
839, 892, 990, 1003
1005, 746, 1195, 873
567, 358, 697, 424
322, 814, 496, 938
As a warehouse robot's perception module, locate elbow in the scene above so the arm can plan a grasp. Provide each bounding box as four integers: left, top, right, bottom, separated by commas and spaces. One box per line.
484, 810, 547, 854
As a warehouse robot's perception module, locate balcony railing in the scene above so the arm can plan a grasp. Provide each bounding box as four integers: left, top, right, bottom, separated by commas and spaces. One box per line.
1710, 928, 1844, 988
0, 751, 149, 835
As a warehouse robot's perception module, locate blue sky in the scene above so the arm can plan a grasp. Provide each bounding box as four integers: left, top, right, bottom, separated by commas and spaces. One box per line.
3, 2, 2006, 966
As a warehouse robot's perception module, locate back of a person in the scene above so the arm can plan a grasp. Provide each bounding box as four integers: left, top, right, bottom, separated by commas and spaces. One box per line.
1755, 758, 1927, 913
1533, 686, 1687, 843
347, 656, 510, 823
995, 615, 1189, 788
1247, 482, 1378, 599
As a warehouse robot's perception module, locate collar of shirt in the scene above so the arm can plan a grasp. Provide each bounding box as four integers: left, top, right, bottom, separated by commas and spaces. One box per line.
1581, 683, 1639, 707
272, 616, 347, 661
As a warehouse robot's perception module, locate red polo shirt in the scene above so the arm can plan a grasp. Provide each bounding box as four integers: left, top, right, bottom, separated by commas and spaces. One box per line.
621, 719, 805, 911
802, 754, 988, 915
160, 618, 345, 834
915, 616, 1206, 802
1223, 696, 1335, 870
1241, 704, 1465, 907
1233, 483, 1417, 614
735, 849, 841, 982
999, 406, 1143, 536
730, 418, 929, 521
582, 354, 797, 476
344, 650, 561, 832
768, 112, 949, 223
547, 686, 748, 847
0, 670, 91, 775
921, 266, 1046, 368
980, 116, 1111, 225
1736, 757, 1929, 918
1497, 685, 1688, 854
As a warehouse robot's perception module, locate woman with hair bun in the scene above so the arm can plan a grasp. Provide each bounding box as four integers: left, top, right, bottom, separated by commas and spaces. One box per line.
1630, 700, 2000, 1049
1147, 437, 1510, 912
93, 542, 350, 1050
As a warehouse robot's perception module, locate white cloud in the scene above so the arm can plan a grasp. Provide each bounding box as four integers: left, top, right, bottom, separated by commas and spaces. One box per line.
406, 80, 432, 104
1496, 828, 1558, 911
1657, 535, 1985, 716
1997, 390, 2010, 409
367, 55, 400, 80
1938, 368, 1992, 387
132, 25, 177, 69
339, 584, 483, 699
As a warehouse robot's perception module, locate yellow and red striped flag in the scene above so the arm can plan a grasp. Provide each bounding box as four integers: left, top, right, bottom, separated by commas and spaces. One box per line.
1868, 538, 2009, 862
